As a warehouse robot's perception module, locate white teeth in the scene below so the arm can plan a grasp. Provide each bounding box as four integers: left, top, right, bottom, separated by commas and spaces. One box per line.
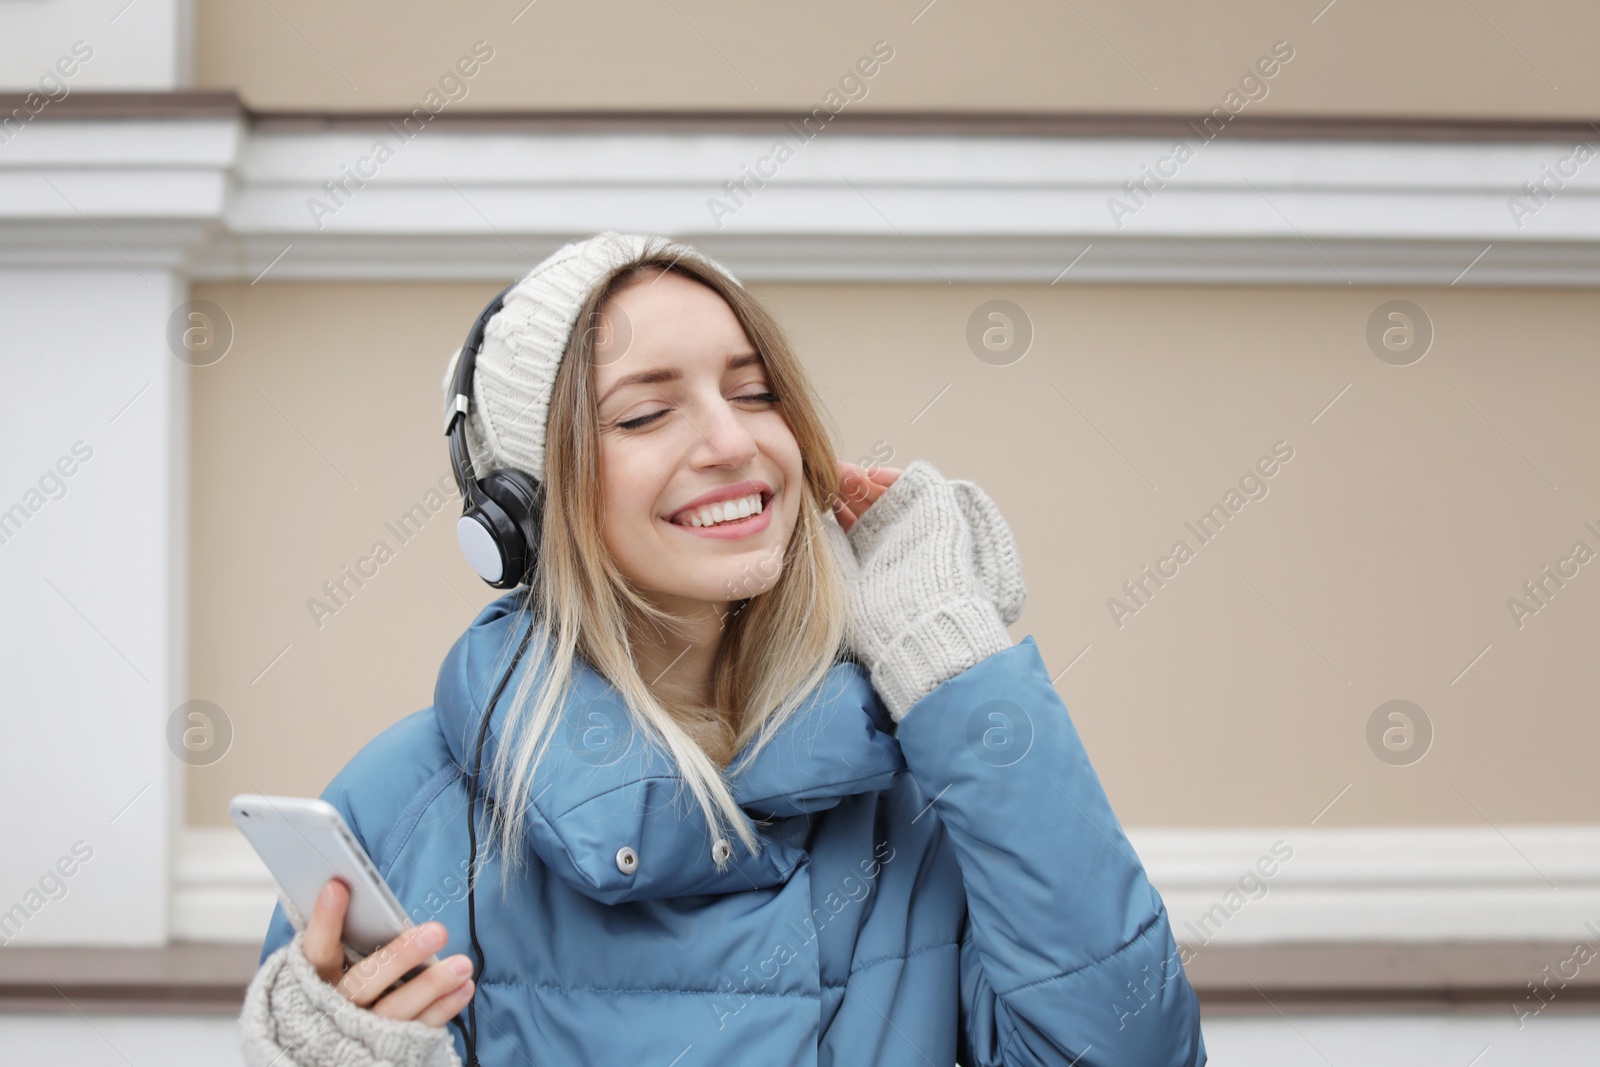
679, 493, 763, 528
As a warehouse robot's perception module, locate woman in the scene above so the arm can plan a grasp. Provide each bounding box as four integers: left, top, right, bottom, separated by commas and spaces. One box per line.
237, 232, 1207, 1066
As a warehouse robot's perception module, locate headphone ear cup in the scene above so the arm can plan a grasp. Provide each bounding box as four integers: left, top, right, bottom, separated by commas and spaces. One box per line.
463, 469, 545, 589
456, 506, 509, 587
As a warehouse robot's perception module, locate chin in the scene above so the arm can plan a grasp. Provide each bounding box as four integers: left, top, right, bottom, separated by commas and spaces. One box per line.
679, 556, 783, 606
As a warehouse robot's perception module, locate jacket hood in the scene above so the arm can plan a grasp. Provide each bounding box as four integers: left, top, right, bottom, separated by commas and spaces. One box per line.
433, 591, 907, 905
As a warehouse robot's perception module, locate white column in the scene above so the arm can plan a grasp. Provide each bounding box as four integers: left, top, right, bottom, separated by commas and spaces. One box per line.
0, 0, 192, 91
0, 269, 190, 946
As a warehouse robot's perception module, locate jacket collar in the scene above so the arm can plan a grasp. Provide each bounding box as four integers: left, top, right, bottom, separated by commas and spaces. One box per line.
434, 591, 905, 904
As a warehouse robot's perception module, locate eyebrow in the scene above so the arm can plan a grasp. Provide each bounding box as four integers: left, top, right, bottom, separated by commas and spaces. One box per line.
596, 352, 764, 408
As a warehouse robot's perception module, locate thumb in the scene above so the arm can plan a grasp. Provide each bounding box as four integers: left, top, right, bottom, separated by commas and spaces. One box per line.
949, 479, 1026, 625
301, 879, 352, 987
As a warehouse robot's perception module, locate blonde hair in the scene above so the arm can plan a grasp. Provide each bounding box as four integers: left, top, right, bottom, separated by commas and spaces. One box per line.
479, 237, 851, 895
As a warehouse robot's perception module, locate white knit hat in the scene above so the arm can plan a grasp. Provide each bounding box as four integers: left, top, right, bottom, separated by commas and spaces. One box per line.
442, 231, 744, 482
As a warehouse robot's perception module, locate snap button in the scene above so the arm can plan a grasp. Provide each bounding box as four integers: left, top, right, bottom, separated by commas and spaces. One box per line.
711, 838, 732, 864
615, 845, 638, 875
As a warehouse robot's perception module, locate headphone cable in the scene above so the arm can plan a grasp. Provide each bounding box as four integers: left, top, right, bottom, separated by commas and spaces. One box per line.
451, 610, 537, 1066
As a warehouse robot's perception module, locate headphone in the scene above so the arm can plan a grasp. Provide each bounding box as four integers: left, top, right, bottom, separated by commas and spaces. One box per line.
443, 282, 547, 591
442, 282, 547, 1066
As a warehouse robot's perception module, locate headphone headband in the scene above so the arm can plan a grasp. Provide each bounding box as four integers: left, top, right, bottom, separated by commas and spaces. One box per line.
444, 283, 514, 439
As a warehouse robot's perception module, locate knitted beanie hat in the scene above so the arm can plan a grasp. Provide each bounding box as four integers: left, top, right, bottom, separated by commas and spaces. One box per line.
441, 231, 744, 484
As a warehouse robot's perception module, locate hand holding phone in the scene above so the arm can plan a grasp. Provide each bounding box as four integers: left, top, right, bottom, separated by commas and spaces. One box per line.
230, 793, 476, 1026
303, 877, 476, 1028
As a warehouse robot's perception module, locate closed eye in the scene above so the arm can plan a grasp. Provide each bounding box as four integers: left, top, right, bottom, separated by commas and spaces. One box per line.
617, 410, 669, 430
616, 392, 780, 431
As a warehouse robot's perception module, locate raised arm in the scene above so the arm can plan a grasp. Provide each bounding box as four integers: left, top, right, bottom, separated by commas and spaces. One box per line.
833, 460, 1205, 1066
896, 636, 1205, 1066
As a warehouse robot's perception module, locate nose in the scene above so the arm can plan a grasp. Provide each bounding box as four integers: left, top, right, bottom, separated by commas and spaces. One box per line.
689, 392, 759, 472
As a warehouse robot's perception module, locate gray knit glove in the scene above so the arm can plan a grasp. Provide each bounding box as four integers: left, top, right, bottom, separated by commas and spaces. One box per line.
830, 459, 1026, 722
239, 930, 463, 1067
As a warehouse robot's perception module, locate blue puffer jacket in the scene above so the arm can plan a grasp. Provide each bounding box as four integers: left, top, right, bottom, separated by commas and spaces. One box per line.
258, 590, 1207, 1066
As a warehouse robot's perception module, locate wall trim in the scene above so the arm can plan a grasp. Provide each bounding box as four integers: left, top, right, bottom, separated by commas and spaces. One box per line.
11, 91, 1600, 142
175, 825, 1600, 946
6, 936, 1599, 1015
4, 110, 1600, 284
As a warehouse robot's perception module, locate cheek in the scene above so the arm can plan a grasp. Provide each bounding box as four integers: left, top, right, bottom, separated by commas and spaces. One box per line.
774, 436, 805, 505
594, 453, 632, 551
757, 418, 803, 473
598, 444, 667, 544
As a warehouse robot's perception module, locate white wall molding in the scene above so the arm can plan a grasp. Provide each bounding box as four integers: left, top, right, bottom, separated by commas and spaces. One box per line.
1141, 826, 1600, 946
4, 119, 1600, 284
175, 828, 282, 945
0, 118, 240, 273
177, 824, 1600, 946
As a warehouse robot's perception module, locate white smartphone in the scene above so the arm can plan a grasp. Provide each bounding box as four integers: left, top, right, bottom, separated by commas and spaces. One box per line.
230, 793, 442, 977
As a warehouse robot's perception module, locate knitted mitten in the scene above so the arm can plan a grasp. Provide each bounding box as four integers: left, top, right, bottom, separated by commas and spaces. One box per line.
833, 460, 1026, 722
238, 929, 464, 1067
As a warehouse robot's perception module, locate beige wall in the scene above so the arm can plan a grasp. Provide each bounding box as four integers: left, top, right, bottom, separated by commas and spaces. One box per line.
196, 0, 1600, 117
188, 278, 1600, 830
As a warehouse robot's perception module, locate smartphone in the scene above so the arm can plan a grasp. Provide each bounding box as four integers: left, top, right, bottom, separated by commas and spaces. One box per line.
230, 793, 441, 978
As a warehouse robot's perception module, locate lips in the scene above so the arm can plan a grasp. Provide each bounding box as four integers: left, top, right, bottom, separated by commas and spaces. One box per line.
666, 480, 774, 526
666, 490, 776, 540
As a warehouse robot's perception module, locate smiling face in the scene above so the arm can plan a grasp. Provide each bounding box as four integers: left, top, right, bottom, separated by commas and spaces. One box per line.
591, 269, 803, 616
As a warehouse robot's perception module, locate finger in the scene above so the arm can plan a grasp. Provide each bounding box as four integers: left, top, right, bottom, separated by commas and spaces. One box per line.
857, 467, 902, 505
338, 921, 448, 1008
303, 879, 351, 987
868, 465, 903, 488
828, 488, 853, 530
844, 472, 896, 520
837, 467, 876, 509
371, 956, 475, 1023
414, 977, 477, 1028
